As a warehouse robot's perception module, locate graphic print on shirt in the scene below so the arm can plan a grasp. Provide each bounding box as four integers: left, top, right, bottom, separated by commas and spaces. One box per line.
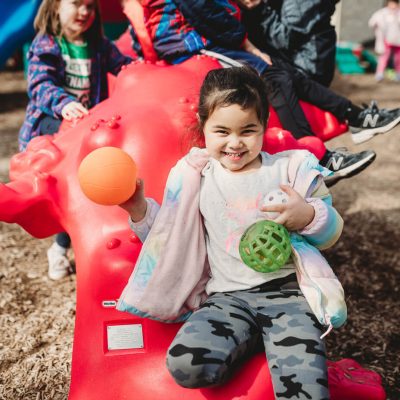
57, 37, 92, 109
224, 192, 265, 254
64, 56, 91, 108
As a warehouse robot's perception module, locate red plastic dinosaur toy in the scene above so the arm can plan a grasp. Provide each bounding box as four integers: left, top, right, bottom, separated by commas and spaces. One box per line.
0, 55, 385, 399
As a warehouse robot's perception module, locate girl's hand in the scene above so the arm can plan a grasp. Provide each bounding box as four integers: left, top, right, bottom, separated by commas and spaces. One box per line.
119, 179, 147, 222
61, 101, 89, 121
260, 185, 315, 231
242, 38, 273, 65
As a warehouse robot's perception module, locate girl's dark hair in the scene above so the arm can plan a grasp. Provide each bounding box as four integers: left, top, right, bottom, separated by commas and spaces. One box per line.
34, 0, 103, 45
197, 66, 269, 132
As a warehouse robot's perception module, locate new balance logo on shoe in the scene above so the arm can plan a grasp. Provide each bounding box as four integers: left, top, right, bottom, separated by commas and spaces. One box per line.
324, 156, 344, 172
322, 148, 376, 187
362, 113, 379, 128
350, 101, 400, 144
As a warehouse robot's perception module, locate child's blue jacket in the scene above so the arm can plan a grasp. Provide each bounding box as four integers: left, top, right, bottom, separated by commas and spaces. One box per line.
143, 0, 246, 61
19, 34, 132, 151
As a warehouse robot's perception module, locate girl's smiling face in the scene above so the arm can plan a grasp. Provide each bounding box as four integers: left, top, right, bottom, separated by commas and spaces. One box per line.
59, 0, 96, 41
203, 104, 265, 173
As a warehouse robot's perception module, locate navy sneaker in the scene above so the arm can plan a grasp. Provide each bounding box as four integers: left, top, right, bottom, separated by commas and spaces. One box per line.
350, 101, 400, 144
321, 148, 376, 187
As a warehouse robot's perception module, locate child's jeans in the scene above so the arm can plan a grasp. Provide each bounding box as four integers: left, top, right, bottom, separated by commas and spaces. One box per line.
166, 273, 329, 400
376, 43, 400, 78
55, 232, 71, 248
39, 116, 71, 249
38, 115, 62, 135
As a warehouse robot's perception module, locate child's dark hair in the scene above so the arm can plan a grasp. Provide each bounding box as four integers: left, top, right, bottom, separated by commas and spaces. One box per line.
197, 67, 269, 132
34, 0, 103, 45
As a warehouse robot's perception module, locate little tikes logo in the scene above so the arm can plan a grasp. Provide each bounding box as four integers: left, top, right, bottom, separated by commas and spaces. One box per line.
363, 113, 379, 128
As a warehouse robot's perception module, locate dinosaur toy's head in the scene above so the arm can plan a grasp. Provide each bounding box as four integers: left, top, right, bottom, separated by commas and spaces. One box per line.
1, 56, 219, 239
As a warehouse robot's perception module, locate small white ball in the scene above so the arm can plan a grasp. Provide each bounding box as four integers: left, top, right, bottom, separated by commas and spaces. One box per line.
263, 189, 289, 219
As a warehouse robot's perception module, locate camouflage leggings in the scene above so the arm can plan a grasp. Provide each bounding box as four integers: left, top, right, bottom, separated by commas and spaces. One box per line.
166, 274, 329, 399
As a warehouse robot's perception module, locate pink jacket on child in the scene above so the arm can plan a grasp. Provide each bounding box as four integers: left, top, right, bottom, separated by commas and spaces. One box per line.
369, 6, 400, 53
117, 148, 347, 332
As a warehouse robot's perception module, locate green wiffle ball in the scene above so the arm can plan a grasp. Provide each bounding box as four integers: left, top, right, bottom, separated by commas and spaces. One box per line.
239, 220, 292, 273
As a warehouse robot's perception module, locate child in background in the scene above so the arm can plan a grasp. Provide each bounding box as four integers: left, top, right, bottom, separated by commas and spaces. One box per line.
19, 0, 132, 280
240, 0, 339, 87
117, 67, 347, 399
369, 0, 400, 82
139, 0, 400, 185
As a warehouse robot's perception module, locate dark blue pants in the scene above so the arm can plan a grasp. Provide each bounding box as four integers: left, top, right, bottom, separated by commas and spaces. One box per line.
38, 115, 62, 135
39, 116, 71, 249
55, 232, 71, 248
206, 45, 270, 75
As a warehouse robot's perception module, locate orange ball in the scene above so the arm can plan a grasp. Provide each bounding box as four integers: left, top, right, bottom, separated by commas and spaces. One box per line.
78, 147, 137, 206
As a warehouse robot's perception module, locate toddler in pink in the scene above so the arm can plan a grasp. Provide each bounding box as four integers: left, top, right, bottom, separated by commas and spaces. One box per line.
369, 0, 400, 81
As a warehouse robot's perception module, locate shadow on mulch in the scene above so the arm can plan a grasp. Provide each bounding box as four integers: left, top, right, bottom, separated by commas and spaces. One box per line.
324, 207, 400, 400
0, 91, 28, 113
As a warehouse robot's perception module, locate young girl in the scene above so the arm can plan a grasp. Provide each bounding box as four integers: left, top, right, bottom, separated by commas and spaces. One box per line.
19, 0, 132, 280
369, 0, 400, 82
117, 67, 347, 399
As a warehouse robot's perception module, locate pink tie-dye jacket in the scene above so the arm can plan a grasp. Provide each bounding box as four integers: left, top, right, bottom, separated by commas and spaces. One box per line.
117, 148, 347, 330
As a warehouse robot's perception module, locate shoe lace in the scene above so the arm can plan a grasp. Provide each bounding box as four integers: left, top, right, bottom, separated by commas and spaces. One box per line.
331, 147, 349, 155
320, 314, 333, 339
369, 100, 379, 110
361, 100, 394, 117
360, 100, 379, 115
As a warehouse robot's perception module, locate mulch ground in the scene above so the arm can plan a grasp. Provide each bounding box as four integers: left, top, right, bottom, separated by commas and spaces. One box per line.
0, 70, 399, 399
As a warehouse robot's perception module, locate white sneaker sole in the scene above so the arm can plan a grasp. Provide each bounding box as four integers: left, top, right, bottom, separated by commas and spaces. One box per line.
351, 115, 400, 144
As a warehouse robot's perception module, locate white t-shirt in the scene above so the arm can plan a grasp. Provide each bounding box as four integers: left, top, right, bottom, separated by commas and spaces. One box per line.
200, 154, 295, 295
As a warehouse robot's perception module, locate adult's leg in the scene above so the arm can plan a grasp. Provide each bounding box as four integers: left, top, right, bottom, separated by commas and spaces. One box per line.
166, 291, 260, 388
252, 276, 329, 399
261, 63, 315, 138
272, 58, 352, 122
